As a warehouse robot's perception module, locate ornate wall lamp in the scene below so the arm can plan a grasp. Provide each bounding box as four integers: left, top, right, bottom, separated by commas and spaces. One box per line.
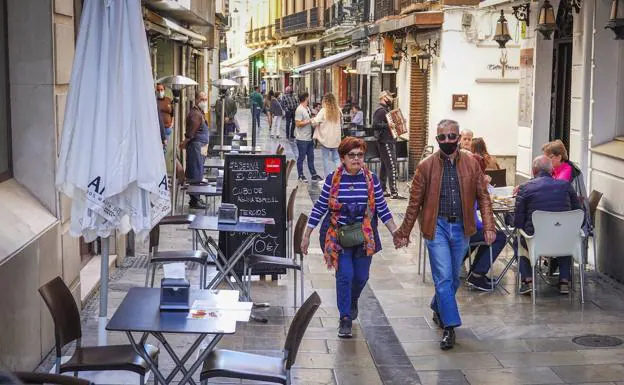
416, 39, 438, 72
536, 0, 557, 39
391, 35, 409, 71
493, 10, 512, 48
606, 0, 624, 39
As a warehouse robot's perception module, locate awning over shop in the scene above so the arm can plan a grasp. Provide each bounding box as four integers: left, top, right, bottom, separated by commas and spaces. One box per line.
292, 47, 362, 74
144, 9, 208, 46
220, 66, 247, 77
221, 48, 264, 68
377, 11, 444, 33
143, 0, 213, 26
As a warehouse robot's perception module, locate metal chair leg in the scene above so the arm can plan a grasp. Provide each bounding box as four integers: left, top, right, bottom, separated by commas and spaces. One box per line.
293, 266, 298, 308
580, 261, 585, 304
151, 263, 158, 287
140, 374, 144, 385
532, 258, 537, 305
422, 244, 428, 283
417, 235, 423, 275
300, 256, 304, 306
489, 246, 494, 292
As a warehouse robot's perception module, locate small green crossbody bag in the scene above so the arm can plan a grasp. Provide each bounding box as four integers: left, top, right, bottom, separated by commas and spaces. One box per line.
336, 205, 373, 248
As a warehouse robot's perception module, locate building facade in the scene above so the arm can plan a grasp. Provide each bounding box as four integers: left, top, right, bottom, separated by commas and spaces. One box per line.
482, 0, 624, 279
0, 0, 216, 371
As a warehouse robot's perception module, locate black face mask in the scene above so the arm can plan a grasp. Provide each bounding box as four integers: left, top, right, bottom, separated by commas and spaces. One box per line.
438, 140, 459, 156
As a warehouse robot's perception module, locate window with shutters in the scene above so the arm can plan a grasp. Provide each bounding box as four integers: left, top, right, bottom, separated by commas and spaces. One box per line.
409, 57, 430, 173
374, 0, 395, 21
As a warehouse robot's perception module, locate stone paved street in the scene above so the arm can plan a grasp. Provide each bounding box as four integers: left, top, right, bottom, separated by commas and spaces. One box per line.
38, 109, 624, 385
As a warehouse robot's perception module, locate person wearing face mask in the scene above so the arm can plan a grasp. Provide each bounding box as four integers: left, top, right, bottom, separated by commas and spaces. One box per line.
156, 83, 174, 150
372, 91, 405, 199
393, 119, 495, 351
179, 91, 210, 210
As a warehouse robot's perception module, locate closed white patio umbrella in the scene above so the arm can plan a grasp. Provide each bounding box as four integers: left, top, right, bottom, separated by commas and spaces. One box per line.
56, 0, 170, 344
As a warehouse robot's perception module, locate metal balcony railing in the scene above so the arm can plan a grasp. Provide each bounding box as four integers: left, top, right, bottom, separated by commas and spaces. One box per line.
282, 7, 322, 35
267, 25, 274, 39
275, 18, 281, 36
374, 0, 396, 20
245, 30, 252, 45
399, 0, 427, 9
260, 27, 266, 41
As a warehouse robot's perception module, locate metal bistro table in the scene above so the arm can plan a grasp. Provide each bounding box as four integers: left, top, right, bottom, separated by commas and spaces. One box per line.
204, 157, 224, 170
189, 215, 275, 322
106, 288, 251, 385
186, 184, 222, 215
490, 203, 517, 286
211, 145, 263, 154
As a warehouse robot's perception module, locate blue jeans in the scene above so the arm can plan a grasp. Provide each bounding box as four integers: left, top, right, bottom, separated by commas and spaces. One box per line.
336, 246, 372, 319
296, 140, 317, 178
252, 106, 261, 128
320, 146, 340, 177
469, 230, 506, 275
426, 217, 469, 328
516, 237, 571, 281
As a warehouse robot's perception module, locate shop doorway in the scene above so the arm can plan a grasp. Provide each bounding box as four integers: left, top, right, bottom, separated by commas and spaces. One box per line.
549, 1, 574, 151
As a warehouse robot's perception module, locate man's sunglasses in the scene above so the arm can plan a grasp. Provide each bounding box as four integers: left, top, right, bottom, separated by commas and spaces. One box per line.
436, 133, 459, 141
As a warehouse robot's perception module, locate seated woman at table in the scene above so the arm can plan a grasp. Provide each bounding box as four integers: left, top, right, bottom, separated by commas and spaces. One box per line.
542, 139, 573, 182
466, 155, 507, 291
471, 137, 500, 170
300, 137, 398, 339
350, 105, 364, 127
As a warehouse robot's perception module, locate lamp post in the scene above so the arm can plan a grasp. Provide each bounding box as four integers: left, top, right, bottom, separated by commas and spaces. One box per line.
212, 79, 240, 159
606, 0, 624, 39
156, 75, 198, 214
536, 0, 557, 39
493, 10, 512, 48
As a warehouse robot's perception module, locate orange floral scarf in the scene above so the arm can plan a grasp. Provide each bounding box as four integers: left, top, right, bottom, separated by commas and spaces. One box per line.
323, 166, 376, 269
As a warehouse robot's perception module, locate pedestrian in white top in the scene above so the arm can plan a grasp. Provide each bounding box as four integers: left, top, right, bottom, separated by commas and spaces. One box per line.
295, 92, 322, 183
312, 93, 342, 176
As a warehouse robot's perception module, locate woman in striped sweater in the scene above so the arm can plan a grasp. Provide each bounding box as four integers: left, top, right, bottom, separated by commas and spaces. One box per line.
301, 137, 398, 338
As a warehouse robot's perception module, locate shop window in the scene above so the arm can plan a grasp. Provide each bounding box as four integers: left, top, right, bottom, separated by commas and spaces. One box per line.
0, 2, 10, 183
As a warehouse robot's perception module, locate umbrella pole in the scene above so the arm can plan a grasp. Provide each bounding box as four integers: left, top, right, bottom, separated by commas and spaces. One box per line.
98, 236, 110, 346
220, 93, 225, 160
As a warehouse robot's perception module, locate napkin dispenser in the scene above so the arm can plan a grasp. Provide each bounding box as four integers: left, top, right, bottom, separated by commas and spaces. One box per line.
159, 278, 190, 311
218, 203, 238, 224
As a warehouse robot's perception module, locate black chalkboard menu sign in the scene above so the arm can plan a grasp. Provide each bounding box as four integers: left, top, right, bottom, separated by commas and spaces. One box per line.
219, 154, 287, 275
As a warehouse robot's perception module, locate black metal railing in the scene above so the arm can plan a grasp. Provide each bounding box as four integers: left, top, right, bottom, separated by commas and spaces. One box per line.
245, 30, 252, 45
274, 18, 281, 36
310, 7, 319, 27
282, 10, 308, 33
374, 0, 396, 20
399, 0, 427, 9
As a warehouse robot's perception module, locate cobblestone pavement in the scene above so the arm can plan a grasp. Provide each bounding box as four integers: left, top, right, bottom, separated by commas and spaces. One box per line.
39, 109, 624, 385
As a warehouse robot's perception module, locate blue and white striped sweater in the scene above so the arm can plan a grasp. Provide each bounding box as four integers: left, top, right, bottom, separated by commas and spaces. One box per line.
307, 171, 393, 228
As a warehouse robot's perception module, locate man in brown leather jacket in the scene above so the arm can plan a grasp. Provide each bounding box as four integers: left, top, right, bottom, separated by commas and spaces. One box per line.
393, 119, 495, 350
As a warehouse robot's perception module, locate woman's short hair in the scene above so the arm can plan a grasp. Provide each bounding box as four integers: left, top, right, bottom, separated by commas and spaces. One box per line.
338, 137, 367, 158
542, 139, 569, 161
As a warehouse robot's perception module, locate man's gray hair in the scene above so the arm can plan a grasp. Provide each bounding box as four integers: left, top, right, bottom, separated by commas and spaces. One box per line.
532, 155, 553, 175
437, 119, 460, 132
460, 128, 473, 136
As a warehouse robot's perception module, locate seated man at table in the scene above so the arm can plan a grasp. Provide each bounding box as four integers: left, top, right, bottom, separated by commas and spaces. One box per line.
514, 155, 581, 296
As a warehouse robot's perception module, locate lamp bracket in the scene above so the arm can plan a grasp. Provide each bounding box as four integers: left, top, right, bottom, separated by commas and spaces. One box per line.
416, 38, 439, 57
512, 3, 531, 26
569, 0, 582, 13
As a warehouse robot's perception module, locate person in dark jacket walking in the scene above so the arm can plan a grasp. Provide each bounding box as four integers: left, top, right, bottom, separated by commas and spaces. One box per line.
281, 86, 299, 139
514, 155, 582, 295
372, 91, 404, 199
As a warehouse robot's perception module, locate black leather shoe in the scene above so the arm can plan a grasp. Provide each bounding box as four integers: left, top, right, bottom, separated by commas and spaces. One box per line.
432, 311, 444, 329
440, 328, 456, 350
338, 317, 353, 339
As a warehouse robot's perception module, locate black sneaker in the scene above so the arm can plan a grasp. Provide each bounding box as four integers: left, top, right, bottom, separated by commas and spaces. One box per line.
338, 318, 353, 338
519, 281, 533, 296
467, 275, 493, 292
383, 191, 391, 198
432, 311, 444, 329
311, 174, 323, 182
298, 176, 308, 183
440, 328, 456, 350
351, 301, 359, 320
391, 193, 407, 200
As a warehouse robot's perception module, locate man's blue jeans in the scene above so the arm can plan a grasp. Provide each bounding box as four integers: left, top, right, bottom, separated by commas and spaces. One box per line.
296, 140, 317, 178
253, 106, 261, 128
426, 217, 469, 328
336, 246, 372, 319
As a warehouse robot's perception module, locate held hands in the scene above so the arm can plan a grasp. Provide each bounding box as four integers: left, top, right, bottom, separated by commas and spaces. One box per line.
484, 230, 496, 245
392, 231, 410, 249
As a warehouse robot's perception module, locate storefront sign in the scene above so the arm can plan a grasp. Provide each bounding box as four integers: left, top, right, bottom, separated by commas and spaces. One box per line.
452, 94, 468, 110
518, 48, 534, 126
